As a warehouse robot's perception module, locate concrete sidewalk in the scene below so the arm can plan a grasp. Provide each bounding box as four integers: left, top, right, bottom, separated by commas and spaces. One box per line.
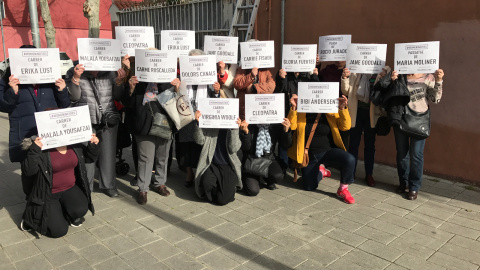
0, 112, 479, 270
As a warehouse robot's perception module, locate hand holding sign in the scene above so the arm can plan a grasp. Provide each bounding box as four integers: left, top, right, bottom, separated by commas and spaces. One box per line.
218, 61, 226, 75
251, 67, 258, 77
55, 78, 66, 91
195, 110, 201, 122
90, 134, 99, 145
282, 118, 291, 132
122, 54, 131, 70
213, 82, 221, 94
115, 68, 128, 85
171, 78, 181, 92
34, 137, 43, 148
313, 68, 319, 76
290, 94, 298, 110
8, 75, 20, 94
72, 64, 85, 84
279, 69, 287, 79
128, 76, 139, 95
434, 69, 444, 82
342, 68, 350, 79
391, 71, 399, 81
338, 95, 348, 110
240, 120, 249, 134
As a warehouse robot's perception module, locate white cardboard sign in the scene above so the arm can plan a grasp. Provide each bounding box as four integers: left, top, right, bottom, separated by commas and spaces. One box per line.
9, 48, 61, 84
204, 35, 239, 64
115, 26, 155, 56
245, 94, 285, 124
179, 55, 217, 85
394, 41, 440, 74
346, 43, 387, 74
297, 82, 339, 113
318, 35, 351, 62
161, 30, 195, 58
135, 49, 177, 83
282, 44, 317, 72
198, 98, 239, 129
34, 105, 92, 150
240, 41, 275, 69
78, 38, 121, 71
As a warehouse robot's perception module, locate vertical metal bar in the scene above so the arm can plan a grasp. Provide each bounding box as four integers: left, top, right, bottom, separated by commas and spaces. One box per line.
0, 0, 6, 59
28, 0, 41, 47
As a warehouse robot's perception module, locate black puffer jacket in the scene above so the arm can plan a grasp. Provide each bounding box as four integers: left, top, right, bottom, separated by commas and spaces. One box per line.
371, 72, 410, 125
275, 72, 319, 117
123, 82, 173, 136
21, 139, 99, 235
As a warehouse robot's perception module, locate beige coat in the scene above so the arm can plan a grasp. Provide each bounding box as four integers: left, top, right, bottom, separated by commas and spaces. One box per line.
340, 66, 391, 128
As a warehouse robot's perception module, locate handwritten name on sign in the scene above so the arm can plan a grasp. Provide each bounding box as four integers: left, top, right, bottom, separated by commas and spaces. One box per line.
161, 30, 195, 58
135, 49, 177, 83
282, 44, 317, 72
395, 41, 440, 74
245, 94, 285, 124
34, 105, 93, 150
78, 38, 121, 71
240, 41, 275, 69
204, 35, 239, 64
346, 43, 387, 74
115, 26, 155, 56
318, 35, 352, 62
198, 98, 239, 129
297, 82, 339, 113
9, 48, 61, 84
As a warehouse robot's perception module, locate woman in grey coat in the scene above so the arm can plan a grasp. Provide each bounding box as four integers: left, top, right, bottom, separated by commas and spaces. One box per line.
193, 111, 242, 205
66, 57, 128, 197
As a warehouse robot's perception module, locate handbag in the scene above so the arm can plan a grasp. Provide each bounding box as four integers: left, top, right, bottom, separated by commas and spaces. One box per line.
292, 113, 321, 182
160, 91, 194, 130
399, 105, 431, 139
375, 116, 391, 136
243, 155, 273, 178
88, 79, 121, 127
147, 102, 173, 140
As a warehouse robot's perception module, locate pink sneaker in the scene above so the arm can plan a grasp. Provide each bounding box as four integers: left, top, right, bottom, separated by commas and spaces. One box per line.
337, 188, 355, 204
319, 164, 331, 178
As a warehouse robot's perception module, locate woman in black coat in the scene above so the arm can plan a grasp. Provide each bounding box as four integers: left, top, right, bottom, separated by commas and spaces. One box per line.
20, 135, 99, 238
239, 119, 292, 196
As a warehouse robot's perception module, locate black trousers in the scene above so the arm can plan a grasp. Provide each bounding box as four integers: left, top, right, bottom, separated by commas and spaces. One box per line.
200, 163, 237, 205
47, 185, 88, 238
243, 161, 284, 196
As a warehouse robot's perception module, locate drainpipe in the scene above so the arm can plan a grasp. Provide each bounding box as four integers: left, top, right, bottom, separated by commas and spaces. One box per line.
267, 0, 271, 40
0, 0, 6, 59
281, 0, 285, 54
28, 0, 41, 48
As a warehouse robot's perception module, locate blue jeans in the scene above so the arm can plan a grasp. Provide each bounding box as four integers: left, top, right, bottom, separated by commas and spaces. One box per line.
301, 148, 356, 191
393, 126, 426, 192
348, 107, 376, 176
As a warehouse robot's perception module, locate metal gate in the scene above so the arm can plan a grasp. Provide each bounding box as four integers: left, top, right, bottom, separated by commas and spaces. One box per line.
117, 0, 255, 50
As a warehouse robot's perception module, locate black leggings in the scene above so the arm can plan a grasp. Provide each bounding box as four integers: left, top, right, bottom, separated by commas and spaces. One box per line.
47, 185, 88, 238
243, 161, 284, 196
200, 164, 237, 205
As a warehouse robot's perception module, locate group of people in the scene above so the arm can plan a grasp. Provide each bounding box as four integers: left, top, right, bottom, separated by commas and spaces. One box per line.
0, 42, 444, 238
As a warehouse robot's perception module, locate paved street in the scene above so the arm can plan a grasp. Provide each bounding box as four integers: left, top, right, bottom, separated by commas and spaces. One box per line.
0, 112, 479, 270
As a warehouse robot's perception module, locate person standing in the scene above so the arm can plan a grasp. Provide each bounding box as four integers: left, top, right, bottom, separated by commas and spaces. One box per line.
385, 69, 444, 200
66, 56, 128, 197
341, 67, 388, 187
125, 73, 180, 204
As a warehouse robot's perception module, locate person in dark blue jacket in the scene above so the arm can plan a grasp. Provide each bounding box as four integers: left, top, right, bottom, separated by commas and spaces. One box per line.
0, 46, 70, 196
